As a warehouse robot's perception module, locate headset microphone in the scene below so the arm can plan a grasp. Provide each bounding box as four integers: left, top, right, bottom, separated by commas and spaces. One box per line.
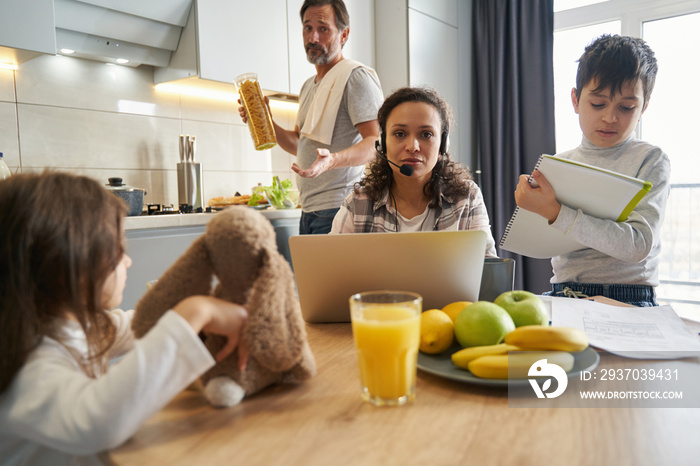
374, 141, 414, 176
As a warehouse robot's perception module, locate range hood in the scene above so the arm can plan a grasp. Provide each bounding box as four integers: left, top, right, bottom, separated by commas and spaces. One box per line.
2, 0, 300, 102
53, 0, 193, 67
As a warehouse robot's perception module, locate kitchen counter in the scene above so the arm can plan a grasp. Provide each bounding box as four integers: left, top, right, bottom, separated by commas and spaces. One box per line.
121, 207, 301, 310
123, 207, 302, 230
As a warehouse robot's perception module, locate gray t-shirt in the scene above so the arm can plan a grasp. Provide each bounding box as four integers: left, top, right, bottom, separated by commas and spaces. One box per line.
295, 66, 383, 212
550, 136, 671, 286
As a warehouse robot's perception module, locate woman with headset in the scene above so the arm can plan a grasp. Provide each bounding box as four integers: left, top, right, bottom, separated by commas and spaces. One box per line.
330, 86, 497, 257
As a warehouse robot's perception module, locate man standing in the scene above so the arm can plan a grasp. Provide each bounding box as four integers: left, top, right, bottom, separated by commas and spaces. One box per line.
242, 0, 383, 234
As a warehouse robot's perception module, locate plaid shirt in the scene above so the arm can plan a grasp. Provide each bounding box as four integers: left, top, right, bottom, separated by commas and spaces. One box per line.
331, 181, 498, 257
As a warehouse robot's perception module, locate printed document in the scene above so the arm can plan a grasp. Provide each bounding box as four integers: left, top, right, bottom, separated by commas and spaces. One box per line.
551, 298, 700, 359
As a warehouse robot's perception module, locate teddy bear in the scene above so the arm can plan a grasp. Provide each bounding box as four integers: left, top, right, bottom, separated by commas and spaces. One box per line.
131, 206, 316, 407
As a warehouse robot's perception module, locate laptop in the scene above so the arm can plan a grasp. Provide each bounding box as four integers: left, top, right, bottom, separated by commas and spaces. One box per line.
289, 230, 488, 323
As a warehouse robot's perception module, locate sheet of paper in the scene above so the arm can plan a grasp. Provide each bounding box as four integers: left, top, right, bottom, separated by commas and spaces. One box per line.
550, 298, 700, 359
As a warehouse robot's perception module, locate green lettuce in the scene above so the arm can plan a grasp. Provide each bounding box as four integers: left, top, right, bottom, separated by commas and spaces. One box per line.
249, 176, 296, 208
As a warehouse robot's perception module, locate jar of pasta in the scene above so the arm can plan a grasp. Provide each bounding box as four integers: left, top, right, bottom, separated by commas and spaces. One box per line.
234, 73, 277, 151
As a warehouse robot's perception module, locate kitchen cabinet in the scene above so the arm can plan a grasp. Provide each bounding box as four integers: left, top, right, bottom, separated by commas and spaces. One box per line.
0, 0, 55, 65
155, 0, 374, 96
287, 0, 318, 94
124, 224, 207, 311
407, 0, 458, 27
408, 6, 458, 143
375, 0, 468, 166
121, 209, 301, 311
155, 0, 295, 94
286, 0, 376, 93
375, 0, 459, 106
196, 0, 289, 92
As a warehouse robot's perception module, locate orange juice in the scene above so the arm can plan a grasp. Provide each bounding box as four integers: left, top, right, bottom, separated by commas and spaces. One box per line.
351, 305, 421, 405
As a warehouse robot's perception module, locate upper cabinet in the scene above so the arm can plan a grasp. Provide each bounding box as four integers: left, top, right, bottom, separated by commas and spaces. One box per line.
1, 0, 375, 96
156, 0, 375, 96
156, 0, 296, 94
376, 0, 458, 97
197, 0, 290, 92
408, 2, 459, 123
375, 0, 468, 166
287, 0, 375, 94
287, 0, 317, 94
407, 0, 458, 27
0, 0, 56, 66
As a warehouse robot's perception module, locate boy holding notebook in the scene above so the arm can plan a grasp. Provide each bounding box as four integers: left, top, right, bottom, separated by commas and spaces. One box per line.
514, 34, 670, 306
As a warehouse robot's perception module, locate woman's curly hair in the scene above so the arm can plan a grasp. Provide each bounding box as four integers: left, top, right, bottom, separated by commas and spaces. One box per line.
355, 86, 473, 207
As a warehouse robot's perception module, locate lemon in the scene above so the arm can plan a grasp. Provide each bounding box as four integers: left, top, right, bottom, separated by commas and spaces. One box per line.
419, 309, 454, 354
441, 301, 472, 323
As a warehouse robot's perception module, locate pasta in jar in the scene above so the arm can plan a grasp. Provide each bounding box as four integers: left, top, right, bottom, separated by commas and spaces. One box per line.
235, 73, 277, 151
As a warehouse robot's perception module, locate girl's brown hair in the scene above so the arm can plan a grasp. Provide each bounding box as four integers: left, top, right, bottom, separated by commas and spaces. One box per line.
0, 172, 127, 393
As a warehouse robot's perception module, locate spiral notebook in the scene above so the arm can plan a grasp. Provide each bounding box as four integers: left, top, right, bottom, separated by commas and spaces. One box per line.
499, 154, 652, 259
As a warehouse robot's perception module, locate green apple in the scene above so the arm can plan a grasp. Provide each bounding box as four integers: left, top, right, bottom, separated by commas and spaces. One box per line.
454, 301, 516, 347
494, 290, 548, 327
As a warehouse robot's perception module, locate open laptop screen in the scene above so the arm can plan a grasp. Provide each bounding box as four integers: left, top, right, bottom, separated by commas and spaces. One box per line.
289, 230, 487, 323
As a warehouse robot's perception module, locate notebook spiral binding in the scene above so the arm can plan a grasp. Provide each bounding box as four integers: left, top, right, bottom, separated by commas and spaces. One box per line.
499, 207, 520, 247
499, 155, 546, 248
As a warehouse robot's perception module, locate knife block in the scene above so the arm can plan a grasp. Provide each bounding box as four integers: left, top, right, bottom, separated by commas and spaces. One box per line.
177, 161, 204, 211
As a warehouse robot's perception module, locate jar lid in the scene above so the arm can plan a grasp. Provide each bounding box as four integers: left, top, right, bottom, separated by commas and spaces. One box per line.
234, 72, 259, 88
234, 72, 258, 81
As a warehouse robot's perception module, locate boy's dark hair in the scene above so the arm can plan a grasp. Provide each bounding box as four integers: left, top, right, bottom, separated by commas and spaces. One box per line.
300, 0, 350, 31
575, 34, 658, 105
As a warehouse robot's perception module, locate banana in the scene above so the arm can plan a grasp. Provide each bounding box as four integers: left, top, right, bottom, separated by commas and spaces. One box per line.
451, 343, 521, 369
467, 351, 575, 379
504, 325, 588, 352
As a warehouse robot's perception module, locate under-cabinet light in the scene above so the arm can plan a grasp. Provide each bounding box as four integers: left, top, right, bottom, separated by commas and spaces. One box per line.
154, 82, 299, 111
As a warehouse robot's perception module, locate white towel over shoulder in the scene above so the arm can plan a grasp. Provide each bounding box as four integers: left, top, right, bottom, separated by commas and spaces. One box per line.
300, 59, 379, 145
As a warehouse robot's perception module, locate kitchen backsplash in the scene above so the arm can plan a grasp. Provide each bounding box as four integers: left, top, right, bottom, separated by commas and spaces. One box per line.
0, 54, 297, 207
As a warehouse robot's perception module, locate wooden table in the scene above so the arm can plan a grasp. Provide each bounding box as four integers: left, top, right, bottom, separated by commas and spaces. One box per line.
105, 321, 700, 466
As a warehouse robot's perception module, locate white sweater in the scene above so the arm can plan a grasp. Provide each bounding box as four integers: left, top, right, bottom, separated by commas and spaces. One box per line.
0, 310, 215, 465
550, 136, 671, 286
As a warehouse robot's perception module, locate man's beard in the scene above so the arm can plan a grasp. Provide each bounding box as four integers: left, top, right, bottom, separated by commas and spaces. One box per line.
305, 43, 336, 65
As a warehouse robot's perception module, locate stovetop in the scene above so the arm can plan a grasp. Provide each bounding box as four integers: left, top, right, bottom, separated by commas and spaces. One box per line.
143, 204, 214, 216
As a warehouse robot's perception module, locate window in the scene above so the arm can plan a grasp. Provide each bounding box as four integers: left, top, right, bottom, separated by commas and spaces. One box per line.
553, 0, 610, 13
553, 0, 700, 320
553, 21, 620, 153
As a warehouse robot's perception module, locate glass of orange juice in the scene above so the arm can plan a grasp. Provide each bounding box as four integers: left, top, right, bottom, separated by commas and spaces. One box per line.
349, 290, 422, 406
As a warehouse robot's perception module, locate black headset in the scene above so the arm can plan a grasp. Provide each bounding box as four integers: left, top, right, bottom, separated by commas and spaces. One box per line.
376, 129, 449, 156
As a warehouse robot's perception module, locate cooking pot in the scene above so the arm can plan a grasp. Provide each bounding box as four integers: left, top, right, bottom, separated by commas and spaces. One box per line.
106, 177, 147, 216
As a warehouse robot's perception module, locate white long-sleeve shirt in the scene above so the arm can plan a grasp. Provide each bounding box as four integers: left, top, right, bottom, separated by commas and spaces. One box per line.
0, 309, 215, 465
